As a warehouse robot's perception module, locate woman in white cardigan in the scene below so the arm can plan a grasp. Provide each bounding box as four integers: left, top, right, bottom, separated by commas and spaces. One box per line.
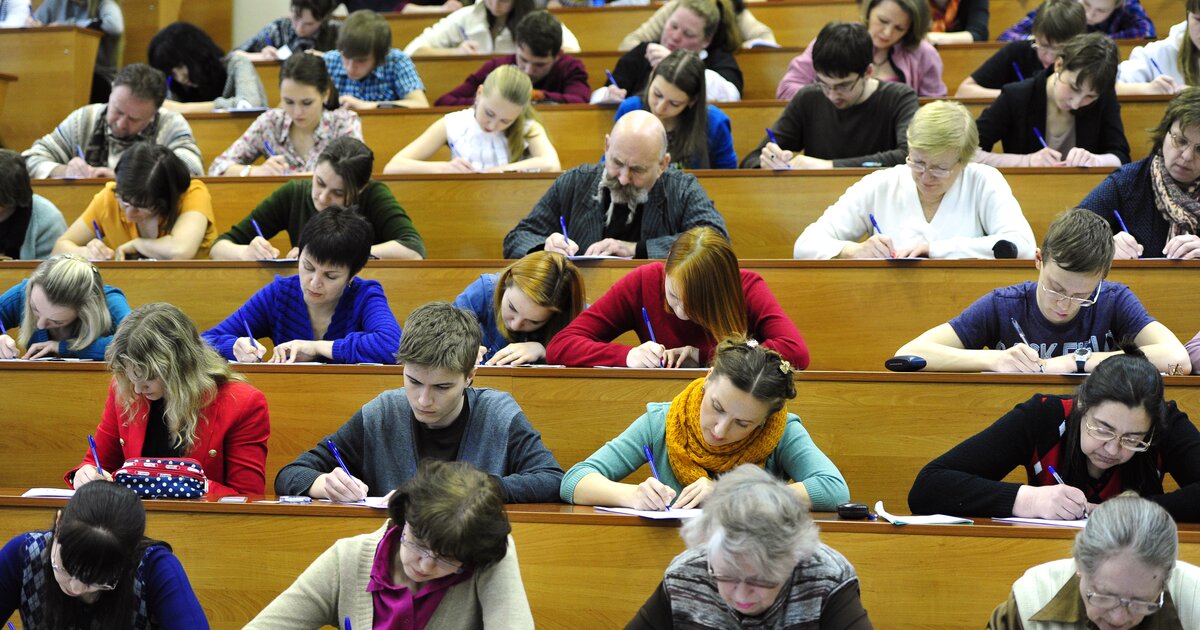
403, 0, 580, 57
245, 460, 535, 629
1116, 2, 1200, 96
793, 100, 1036, 260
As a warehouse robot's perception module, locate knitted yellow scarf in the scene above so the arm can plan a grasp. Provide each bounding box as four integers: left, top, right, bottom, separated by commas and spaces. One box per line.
664, 377, 788, 486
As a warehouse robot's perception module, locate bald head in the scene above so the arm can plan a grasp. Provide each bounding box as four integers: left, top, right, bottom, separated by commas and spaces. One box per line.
610, 109, 669, 160
604, 110, 672, 195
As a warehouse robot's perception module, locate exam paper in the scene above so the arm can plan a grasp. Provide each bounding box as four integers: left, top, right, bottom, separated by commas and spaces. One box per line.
874, 501, 973, 525
995, 517, 1087, 529
22, 488, 76, 498
594, 506, 702, 519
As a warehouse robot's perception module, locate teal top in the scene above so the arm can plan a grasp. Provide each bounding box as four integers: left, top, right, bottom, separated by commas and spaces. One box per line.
560, 402, 850, 511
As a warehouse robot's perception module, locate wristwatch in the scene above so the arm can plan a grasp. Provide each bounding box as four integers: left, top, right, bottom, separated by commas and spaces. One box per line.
1074, 346, 1092, 373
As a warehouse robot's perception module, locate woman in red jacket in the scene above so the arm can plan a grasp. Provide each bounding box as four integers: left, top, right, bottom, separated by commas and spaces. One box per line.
546, 226, 809, 368
67, 302, 271, 496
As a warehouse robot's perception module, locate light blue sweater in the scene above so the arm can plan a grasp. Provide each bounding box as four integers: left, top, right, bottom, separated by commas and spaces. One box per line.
0, 278, 130, 359
17, 195, 67, 260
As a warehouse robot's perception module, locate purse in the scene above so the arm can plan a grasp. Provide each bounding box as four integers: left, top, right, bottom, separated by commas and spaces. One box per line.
113, 458, 208, 499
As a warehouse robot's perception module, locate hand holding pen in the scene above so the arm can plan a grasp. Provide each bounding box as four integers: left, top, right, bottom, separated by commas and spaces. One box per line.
1016, 465, 1089, 520
233, 317, 266, 363
625, 307, 666, 368
761, 128, 793, 170
1029, 127, 1064, 167
255, 140, 288, 176
244, 218, 281, 260
601, 69, 627, 102
317, 439, 368, 502
1006, 318, 1045, 373
71, 434, 113, 488
0, 317, 16, 359
630, 444, 675, 511
1111, 209, 1144, 259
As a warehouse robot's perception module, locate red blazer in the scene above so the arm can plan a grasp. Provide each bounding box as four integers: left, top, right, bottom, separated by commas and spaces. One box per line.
66, 379, 271, 496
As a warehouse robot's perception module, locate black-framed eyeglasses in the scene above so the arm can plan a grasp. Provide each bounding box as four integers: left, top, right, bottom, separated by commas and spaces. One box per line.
813, 74, 863, 96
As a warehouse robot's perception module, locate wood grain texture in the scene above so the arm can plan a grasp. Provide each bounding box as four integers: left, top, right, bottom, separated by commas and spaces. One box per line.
0, 27, 100, 150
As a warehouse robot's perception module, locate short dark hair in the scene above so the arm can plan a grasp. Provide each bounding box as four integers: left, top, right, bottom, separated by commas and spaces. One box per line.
811, 22, 873, 78
1150, 88, 1200, 156
296, 205, 374, 275
1041, 208, 1115, 276
292, 0, 337, 21
338, 10, 391, 65
1058, 32, 1119, 94
114, 144, 192, 232
0, 148, 33, 225
395, 302, 482, 376
147, 22, 228, 103
316, 137, 374, 206
514, 10, 562, 58
280, 52, 339, 110
112, 63, 167, 108
1033, 0, 1087, 43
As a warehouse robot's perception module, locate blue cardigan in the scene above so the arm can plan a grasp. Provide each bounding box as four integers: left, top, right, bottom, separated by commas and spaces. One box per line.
0, 278, 130, 360
616, 97, 737, 169
453, 273, 508, 362
202, 275, 401, 364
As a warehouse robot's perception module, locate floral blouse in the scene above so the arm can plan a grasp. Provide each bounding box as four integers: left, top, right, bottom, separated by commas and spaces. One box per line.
207, 107, 363, 176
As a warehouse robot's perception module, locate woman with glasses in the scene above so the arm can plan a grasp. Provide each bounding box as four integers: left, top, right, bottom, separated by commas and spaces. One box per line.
53, 143, 216, 260
988, 494, 1200, 628
246, 460, 534, 629
0, 481, 208, 629
909, 351, 1200, 522
1079, 88, 1200, 261
628, 464, 871, 628
793, 100, 1035, 259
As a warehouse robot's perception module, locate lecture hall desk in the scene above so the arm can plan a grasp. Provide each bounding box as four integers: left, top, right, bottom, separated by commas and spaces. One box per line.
0, 26, 99, 151
0, 73, 15, 122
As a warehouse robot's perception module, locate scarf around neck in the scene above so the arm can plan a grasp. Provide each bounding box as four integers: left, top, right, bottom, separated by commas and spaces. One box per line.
1150, 152, 1200, 239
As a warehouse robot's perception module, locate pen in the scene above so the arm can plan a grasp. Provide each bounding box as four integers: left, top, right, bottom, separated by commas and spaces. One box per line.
1033, 127, 1048, 149
604, 69, 618, 88
641, 307, 664, 367
263, 140, 277, 157
251, 218, 266, 240
642, 444, 669, 510
325, 439, 353, 481
0, 317, 6, 334
448, 139, 459, 159
1047, 464, 1066, 485
8, 621, 15, 630
1113, 209, 1130, 234
1011, 317, 1045, 373
868, 213, 883, 235
265, 33, 274, 48
1149, 58, 1165, 76
88, 434, 103, 476
1011, 62, 1024, 81
241, 317, 260, 363
91, 220, 104, 244
75, 143, 86, 161
344, 616, 352, 630
458, 25, 469, 43
764, 127, 791, 169
559, 215, 569, 245
166, 75, 172, 97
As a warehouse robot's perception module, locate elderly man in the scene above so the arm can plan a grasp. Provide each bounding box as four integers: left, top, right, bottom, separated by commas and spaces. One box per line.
22, 64, 203, 179
503, 110, 728, 259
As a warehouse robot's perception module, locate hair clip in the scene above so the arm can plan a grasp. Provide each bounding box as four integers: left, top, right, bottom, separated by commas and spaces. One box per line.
779, 360, 792, 375
745, 339, 759, 348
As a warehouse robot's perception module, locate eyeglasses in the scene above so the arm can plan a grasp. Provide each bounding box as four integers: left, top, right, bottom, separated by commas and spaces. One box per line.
51, 542, 118, 592
1031, 40, 1059, 57
813, 74, 862, 96
1167, 129, 1200, 158
1084, 417, 1153, 452
399, 529, 464, 574
905, 156, 955, 179
114, 194, 159, 217
707, 561, 782, 590
1085, 589, 1163, 616
1039, 280, 1102, 308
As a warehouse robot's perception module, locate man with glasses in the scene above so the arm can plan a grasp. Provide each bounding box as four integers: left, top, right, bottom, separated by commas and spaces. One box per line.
743, 21, 918, 169
897, 208, 1191, 374
955, 0, 1086, 98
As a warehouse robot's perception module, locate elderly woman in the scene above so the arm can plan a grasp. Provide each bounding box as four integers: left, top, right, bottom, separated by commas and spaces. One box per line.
988, 494, 1200, 629
627, 464, 871, 628
793, 100, 1036, 259
1079, 88, 1200, 260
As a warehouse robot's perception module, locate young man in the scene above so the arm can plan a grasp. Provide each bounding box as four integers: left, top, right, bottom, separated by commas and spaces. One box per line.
896, 208, 1191, 374
999, 0, 1156, 42
956, 0, 1087, 99
744, 22, 918, 169
274, 301, 565, 503
322, 9, 429, 110
236, 0, 341, 61
435, 11, 590, 106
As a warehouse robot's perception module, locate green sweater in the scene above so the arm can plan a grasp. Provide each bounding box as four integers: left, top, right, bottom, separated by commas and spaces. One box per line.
560, 402, 851, 511
216, 179, 426, 256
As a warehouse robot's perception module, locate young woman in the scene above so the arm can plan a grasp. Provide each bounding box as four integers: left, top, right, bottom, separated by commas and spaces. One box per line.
909, 351, 1200, 523
776, 0, 947, 100
403, 0, 579, 56
54, 143, 217, 260
561, 339, 848, 511
0, 482, 208, 629
618, 0, 776, 50
1118, 1, 1200, 95
615, 49, 736, 170
925, 0, 989, 43
210, 137, 425, 261
0, 254, 129, 360
246, 460, 535, 628
26, 0, 124, 102
0, 148, 67, 260
148, 21, 269, 114
1000, 0, 1157, 42
68, 303, 271, 497
453, 250, 585, 365
546, 226, 809, 369
383, 65, 560, 174
209, 53, 362, 177
203, 207, 402, 365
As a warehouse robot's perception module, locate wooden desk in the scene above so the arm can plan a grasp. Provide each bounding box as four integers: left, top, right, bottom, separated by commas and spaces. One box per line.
118, 0, 181, 66
179, 0, 232, 52
0, 72, 16, 122
0, 27, 100, 151
1, 495, 1198, 629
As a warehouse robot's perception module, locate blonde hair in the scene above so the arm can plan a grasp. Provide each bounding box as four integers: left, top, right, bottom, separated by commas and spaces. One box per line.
480, 65, 544, 164
492, 251, 585, 344
1180, 0, 1200, 86
107, 303, 242, 453
673, 0, 741, 53
20, 254, 112, 352
664, 227, 746, 343
906, 100, 979, 165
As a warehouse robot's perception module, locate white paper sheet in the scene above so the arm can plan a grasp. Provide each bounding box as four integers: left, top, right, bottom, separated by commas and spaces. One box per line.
874, 501, 973, 525
594, 506, 702, 519
995, 517, 1087, 529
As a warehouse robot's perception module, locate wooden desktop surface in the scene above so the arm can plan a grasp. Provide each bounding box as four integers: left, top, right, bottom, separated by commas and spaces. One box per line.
0, 27, 99, 150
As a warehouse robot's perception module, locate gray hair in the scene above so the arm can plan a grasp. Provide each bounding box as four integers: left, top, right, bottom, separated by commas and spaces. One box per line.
1074, 494, 1178, 580
681, 464, 819, 583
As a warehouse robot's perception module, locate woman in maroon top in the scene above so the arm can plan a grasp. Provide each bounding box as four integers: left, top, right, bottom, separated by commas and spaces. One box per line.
546, 227, 809, 368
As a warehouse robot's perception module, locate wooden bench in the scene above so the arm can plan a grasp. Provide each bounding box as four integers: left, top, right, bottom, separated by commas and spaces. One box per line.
0, 27, 100, 151
118, 0, 180, 67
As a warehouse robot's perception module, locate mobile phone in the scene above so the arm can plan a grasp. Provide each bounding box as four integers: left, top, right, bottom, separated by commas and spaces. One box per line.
837, 502, 871, 520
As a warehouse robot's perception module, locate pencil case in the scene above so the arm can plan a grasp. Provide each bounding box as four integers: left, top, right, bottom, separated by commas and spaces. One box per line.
113, 458, 208, 499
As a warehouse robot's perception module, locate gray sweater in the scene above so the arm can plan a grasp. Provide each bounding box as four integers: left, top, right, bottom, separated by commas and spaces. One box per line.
33, 0, 123, 82
18, 195, 67, 259
502, 162, 729, 259
274, 387, 564, 502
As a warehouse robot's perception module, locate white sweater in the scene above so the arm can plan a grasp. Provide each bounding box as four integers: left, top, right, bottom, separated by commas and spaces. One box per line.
403, 2, 580, 56
1119, 21, 1187, 84
792, 163, 1037, 260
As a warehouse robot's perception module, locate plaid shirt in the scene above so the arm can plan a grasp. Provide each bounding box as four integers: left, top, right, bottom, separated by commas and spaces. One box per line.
998, 0, 1156, 41
323, 49, 424, 102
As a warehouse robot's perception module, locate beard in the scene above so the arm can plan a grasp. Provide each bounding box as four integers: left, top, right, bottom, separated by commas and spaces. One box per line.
598, 169, 651, 207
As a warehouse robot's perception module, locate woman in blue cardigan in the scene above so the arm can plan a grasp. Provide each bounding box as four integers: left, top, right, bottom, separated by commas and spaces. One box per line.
202, 206, 401, 364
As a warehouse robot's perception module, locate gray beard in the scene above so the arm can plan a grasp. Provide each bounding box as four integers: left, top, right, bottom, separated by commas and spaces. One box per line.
595, 171, 650, 213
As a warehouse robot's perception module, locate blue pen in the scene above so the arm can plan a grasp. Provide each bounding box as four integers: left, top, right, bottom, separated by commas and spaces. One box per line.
559, 215, 569, 244
604, 69, 618, 88
1149, 58, 1165, 76
166, 75, 172, 96
1033, 127, 1048, 149
642, 444, 669, 510
1011, 61, 1024, 81
88, 434, 104, 476
75, 143, 86, 161
8, 621, 16, 630
265, 32, 274, 48
344, 616, 352, 630
862, 161, 882, 167
448, 139, 459, 159
641, 307, 664, 367
1047, 465, 1065, 485
0, 317, 6, 334
764, 127, 792, 169
251, 218, 266, 240
868, 213, 884, 235
91, 220, 104, 244
325, 440, 354, 481
241, 317, 261, 363
1113, 209, 1130, 234
458, 25, 469, 43
263, 140, 277, 157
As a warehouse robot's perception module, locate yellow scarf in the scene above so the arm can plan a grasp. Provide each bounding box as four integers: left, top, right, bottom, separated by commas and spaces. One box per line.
664, 377, 788, 486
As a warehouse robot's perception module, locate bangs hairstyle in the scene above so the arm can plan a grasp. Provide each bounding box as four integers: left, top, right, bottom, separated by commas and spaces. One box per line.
862, 0, 930, 48
643, 50, 710, 168
107, 303, 242, 453
1033, 0, 1087, 43
681, 464, 819, 585
280, 52, 340, 110
1058, 32, 1119, 94
710, 337, 797, 414
1180, 0, 1200, 86
396, 302, 482, 376
480, 64, 544, 163
1041, 208, 1115, 276
1074, 493, 1178, 580
493, 250, 585, 343
147, 22, 229, 103
1056, 349, 1170, 498
1150, 88, 1200, 156
114, 143, 192, 231
674, 0, 742, 53
317, 137, 374, 207
665, 227, 746, 343
112, 63, 168, 109
21, 254, 112, 352
293, 0, 337, 21
811, 21, 874, 78
296, 205, 374, 275
338, 10, 391, 64
514, 10, 563, 57
906, 100, 979, 165
388, 460, 511, 570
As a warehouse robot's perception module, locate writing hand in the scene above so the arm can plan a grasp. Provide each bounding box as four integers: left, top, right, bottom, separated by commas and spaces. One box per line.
1112, 231, 1143, 259
233, 337, 267, 363
630, 476, 676, 511
627, 341, 666, 368
673, 477, 714, 509
486, 341, 545, 366
544, 233, 579, 256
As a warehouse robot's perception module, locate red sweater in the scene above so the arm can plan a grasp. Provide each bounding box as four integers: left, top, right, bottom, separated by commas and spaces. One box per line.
547, 262, 810, 368
66, 380, 271, 496
434, 54, 591, 106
